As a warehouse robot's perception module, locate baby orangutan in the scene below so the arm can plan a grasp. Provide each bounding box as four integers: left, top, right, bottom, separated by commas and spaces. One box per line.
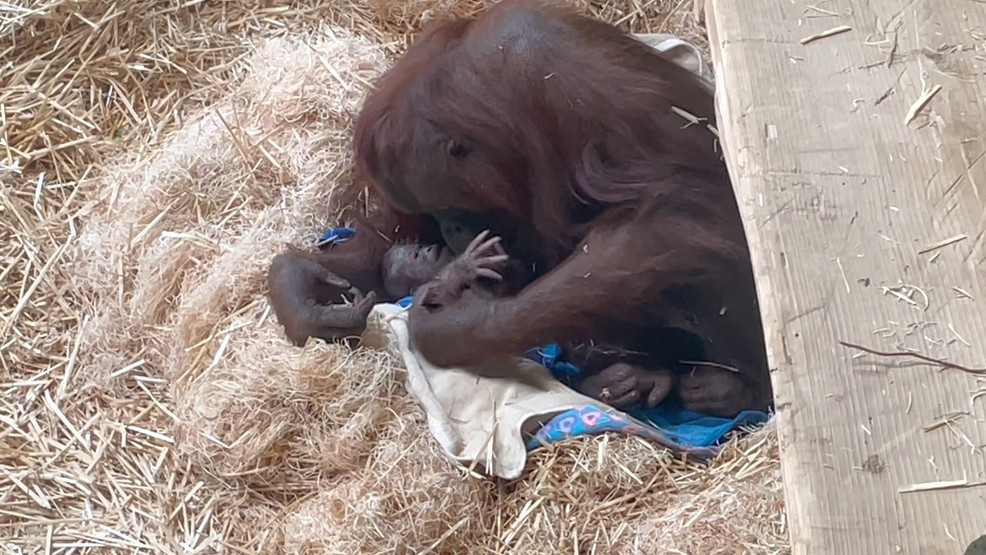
268, 231, 505, 347
382, 231, 509, 305
380, 242, 455, 298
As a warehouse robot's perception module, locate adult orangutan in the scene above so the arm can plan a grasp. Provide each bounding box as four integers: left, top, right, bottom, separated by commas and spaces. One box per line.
266, 0, 773, 417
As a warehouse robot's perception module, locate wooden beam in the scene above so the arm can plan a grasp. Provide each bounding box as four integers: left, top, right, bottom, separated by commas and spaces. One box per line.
706, 0, 986, 552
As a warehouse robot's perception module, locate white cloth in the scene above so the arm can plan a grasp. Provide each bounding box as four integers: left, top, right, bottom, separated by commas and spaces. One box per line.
366, 304, 601, 479
363, 36, 716, 480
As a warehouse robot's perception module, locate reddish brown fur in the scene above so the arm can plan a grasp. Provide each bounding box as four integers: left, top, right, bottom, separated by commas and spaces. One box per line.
267, 0, 773, 416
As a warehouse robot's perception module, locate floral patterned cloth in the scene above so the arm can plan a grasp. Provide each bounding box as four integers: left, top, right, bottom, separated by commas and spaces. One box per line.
527, 405, 680, 450
527, 403, 769, 455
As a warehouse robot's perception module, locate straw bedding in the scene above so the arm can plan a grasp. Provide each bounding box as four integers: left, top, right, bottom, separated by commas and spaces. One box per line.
0, 1, 787, 553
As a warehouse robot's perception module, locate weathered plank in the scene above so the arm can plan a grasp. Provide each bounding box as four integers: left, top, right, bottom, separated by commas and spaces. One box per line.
706, 0, 986, 553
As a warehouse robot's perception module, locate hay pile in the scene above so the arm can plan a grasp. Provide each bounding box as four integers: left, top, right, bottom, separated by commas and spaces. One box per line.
0, 1, 786, 553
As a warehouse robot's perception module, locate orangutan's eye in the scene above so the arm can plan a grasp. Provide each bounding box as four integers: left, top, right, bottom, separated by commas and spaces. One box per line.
446, 138, 470, 158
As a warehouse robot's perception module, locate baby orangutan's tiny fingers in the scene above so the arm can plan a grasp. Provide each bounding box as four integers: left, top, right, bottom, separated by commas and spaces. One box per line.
475, 268, 503, 281
473, 254, 510, 279
464, 231, 505, 259
464, 230, 492, 254
471, 237, 504, 260
475, 235, 502, 252
475, 253, 510, 265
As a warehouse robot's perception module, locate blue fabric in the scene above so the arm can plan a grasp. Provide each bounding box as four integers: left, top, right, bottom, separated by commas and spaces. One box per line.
316, 226, 355, 248
324, 227, 770, 457
629, 406, 768, 447
523, 343, 581, 380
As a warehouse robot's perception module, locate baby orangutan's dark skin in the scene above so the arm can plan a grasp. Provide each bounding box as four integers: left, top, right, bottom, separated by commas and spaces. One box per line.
266, 0, 773, 417
381, 243, 456, 299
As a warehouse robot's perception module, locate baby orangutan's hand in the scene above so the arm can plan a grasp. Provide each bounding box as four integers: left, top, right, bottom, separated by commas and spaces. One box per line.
419, 230, 509, 311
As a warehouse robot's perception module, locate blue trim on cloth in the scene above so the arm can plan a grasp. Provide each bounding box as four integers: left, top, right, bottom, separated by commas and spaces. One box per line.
323, 227, 770, 456
316, 226, 355, 248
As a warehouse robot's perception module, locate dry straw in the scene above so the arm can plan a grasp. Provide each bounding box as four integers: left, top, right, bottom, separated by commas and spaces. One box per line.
0, 0, 785, 553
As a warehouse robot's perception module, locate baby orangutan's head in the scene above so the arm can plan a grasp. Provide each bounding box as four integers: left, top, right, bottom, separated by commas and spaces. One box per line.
381, 243, 454, 298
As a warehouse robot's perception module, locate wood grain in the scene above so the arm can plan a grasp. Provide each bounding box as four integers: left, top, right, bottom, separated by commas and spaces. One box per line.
706, 0, 986, 552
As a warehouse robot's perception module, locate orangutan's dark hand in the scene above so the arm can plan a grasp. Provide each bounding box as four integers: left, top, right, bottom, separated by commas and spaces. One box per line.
408, 289, 519, 368
419, 230, 508, 310
678, 365, 757, 417
576, 363, 675, 410
268, 252, 377, 346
